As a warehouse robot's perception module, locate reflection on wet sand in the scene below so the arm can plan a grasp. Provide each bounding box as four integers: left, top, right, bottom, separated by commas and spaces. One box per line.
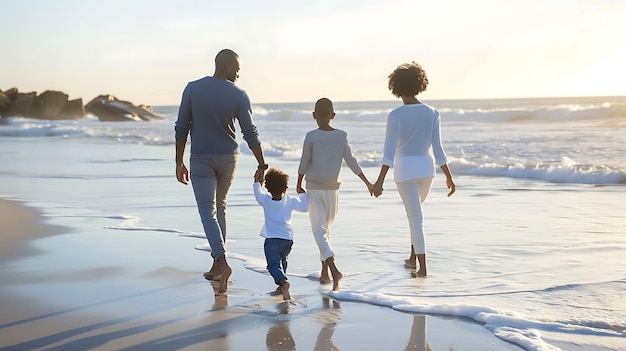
204, 286, 432, 351
208, 282, 231, 351
266, 321, 296, 351
404, 315, 432, 351
211, 282, 229, 310
314, 297, 342, 351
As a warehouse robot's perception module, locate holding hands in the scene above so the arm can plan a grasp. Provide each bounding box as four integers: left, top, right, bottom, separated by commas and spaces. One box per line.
254, 169, 265, 184
366, 182, 375, 197
372, 180, 384, 197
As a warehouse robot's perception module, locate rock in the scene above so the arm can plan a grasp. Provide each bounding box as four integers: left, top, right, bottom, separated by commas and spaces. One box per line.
1, 88, 160, 122
138, 104, 153, 113
3, 88, 19, 102
0, 91, 11, 117
8, 92, 37, 117
86, 95, 163, 122
86, 97, 137, 121
59, 98, 86, 119
35, 90, 69, 119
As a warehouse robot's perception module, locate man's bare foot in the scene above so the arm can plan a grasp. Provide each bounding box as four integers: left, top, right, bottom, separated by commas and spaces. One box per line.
204, 259, 220, 280
282, 281, 291, 300
331, 271, 343, 291
404, 258, 416, 269
203, 271, 221, 281
271, 285, 283, 296
320, 273, 331, 285
217, 266, 232, 294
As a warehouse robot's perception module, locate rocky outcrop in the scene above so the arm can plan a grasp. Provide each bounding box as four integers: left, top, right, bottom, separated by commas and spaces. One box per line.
36, 90, 70, 119
60, 98, 86, 119
0, 91, 11, 116
85, 95, 163, 122
0, 87, 161, 122
8, 92, 37, 118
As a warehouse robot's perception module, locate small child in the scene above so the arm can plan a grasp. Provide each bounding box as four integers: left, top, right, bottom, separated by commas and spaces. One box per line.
254, 167, 309, 300
297, 97, 373, 291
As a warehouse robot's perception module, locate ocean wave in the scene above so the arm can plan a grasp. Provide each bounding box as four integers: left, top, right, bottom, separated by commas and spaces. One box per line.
440, 102, 626, 124
214, 249, 625, 351
3, 98, 624, 187
449, 157, 626, 185
329, 289, 624, 351
0, 116, 174, 145
251, 98, 626, 124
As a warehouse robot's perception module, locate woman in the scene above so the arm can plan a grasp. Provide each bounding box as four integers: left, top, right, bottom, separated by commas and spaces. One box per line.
373, 62, 456, 277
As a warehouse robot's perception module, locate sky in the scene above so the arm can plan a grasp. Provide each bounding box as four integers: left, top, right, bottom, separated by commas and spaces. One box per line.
1, 0, 625, 105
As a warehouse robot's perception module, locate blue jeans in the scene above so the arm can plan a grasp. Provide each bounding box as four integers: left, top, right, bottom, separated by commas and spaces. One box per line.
264, 238, 293, 285
190, 154, 238, 259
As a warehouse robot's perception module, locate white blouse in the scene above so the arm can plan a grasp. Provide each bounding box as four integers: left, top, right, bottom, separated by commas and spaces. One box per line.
381, 103, 448, 182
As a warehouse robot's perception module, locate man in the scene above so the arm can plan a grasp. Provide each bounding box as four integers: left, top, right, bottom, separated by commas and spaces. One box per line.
175, 49, 267, 294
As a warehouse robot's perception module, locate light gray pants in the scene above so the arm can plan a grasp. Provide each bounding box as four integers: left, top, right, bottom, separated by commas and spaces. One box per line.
190, 154, 238, 259
396, 177, 433, 255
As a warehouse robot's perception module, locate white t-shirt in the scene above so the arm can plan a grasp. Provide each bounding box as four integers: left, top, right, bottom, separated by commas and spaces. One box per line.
253, 182, 309, 240
381, 103, 448, 182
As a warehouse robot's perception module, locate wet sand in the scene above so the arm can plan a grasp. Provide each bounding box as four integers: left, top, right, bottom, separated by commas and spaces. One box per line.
0, 198, 523, 350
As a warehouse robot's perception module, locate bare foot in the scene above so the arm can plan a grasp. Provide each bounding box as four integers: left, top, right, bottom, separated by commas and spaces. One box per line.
331, 271, 343, 291
404, 258, 416, 269
320, 271, 331, 285
271, 286, 283, 296
217, 266, 232, 294
282, 281, 291, 300
204, 260, 220, 280
415, 269, 427, 278
203, 271, 221, 281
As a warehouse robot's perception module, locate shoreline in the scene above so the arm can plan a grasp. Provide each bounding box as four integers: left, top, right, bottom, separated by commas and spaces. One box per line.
0, 198, 525, 350
0, 197, 67, 264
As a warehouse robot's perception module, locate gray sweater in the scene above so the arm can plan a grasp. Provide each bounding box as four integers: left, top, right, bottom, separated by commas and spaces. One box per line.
298, 129, 362, 190
175, 76, 261, 156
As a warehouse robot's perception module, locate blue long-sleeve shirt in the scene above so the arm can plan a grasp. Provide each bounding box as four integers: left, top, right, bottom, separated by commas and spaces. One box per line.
175, 76, 261, 156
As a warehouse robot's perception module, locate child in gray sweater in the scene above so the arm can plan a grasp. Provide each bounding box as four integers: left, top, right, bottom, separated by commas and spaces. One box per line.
296, 98, 373, 291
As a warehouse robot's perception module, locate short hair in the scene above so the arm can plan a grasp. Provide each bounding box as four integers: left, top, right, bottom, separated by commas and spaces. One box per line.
215, 49, 238, 68
264, 168, 289, 197
387, 62, 429, 98
314, 97, 334, 118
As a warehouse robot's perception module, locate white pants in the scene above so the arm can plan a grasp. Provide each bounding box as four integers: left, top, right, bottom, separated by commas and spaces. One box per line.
307, 189, 338, 261
396, 177, 433, 255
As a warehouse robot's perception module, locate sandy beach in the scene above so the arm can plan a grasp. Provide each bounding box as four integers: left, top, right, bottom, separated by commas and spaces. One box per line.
0, 198, 524, 350
1, 97, 624, 350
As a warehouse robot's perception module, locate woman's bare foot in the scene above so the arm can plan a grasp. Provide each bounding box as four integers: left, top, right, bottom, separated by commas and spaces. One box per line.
404, 258, 416, 269
217, 266, 232, 294
415, 254, 427, 278
282, 282, 291, 300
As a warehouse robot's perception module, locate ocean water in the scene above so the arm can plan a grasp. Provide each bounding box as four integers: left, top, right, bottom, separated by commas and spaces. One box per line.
1, 96, 625, 351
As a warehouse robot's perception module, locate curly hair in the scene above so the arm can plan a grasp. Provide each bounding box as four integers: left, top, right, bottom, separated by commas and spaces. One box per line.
387, 62, 429, 98
264, 168, 289, 198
